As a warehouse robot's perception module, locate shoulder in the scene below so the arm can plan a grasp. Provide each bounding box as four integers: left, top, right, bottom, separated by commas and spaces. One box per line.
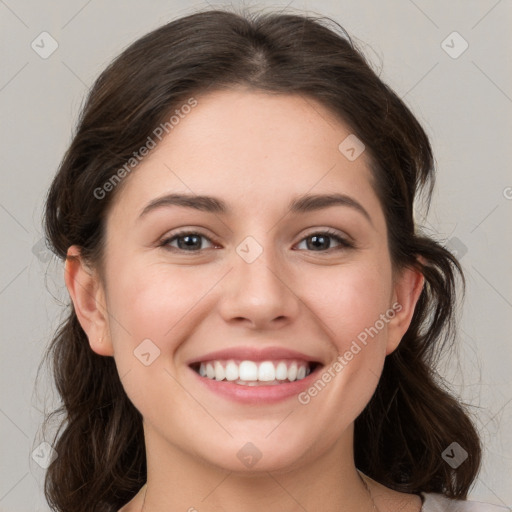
421, 492, 510, 512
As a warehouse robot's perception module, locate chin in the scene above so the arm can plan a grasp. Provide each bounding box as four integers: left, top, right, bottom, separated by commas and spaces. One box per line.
191, 435, 314, 475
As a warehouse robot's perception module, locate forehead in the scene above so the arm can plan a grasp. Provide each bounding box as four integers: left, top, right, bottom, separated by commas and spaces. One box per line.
108, 88, 380, 222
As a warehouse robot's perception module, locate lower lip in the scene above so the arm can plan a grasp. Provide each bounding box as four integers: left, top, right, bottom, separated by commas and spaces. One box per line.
189, 365, 323, 404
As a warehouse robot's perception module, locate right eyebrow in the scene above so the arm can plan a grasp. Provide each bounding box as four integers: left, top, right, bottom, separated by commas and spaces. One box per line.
138, 193, 229, 220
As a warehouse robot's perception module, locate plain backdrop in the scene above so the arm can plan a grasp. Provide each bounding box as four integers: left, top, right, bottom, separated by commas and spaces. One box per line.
0, 1, 511, 510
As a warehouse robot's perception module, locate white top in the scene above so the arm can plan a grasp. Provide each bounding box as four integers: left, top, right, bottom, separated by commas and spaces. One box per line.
421, 492, 510, 511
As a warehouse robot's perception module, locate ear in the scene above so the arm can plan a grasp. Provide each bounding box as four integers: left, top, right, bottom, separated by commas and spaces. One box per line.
385, 259, 425, 356
64, 245, 114, 356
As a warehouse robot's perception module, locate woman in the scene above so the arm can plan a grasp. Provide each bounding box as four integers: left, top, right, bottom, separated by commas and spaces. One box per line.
40, 7, 505, 512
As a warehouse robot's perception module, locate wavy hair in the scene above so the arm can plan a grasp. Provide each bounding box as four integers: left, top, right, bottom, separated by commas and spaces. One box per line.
40, 7, 482, 511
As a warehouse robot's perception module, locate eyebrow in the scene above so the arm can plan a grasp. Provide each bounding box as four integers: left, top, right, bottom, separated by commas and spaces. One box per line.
138, 192, 373, 225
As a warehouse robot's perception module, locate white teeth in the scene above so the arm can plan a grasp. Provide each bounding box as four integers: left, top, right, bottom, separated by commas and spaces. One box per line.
214, 361, 225, 381
225, 360, 239, 381
275, 362, 288, 380
288, 362, 298, 381
258, 361, 275, 381
239, 361, 258, 381
196, 359, 313, 383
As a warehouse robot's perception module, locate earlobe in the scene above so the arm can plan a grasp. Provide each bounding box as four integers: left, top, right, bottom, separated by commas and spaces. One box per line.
64, 245, 114, 357
385, 262, 425, 355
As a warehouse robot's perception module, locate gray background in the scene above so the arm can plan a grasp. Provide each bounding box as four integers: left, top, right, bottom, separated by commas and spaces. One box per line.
1, 0, 511, 510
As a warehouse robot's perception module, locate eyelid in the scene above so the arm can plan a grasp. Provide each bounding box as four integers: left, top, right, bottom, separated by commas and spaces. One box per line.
301, 227, 352, 242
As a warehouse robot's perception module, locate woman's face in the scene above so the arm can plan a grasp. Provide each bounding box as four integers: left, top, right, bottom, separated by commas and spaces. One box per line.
69, 88, 422, 474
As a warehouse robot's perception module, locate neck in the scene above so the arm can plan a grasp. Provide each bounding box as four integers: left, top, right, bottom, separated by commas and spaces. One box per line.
140, 423, 375, 512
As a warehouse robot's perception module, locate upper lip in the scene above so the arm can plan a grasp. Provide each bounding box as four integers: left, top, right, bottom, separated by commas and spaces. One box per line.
186, 346, 324, 366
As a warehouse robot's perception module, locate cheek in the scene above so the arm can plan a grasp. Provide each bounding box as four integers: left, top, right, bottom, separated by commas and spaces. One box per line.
106, 260, 218, 363
306, 261, 393, 347
104, 265, 200, 417
305, 263, 393, 412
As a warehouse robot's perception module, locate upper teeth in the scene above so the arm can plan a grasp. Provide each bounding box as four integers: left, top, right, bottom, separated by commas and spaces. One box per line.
198, 360, 311, 382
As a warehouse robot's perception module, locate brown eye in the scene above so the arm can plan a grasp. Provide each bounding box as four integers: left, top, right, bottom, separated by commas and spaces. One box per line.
160, 231, 216, 252
295, 230, 353, 252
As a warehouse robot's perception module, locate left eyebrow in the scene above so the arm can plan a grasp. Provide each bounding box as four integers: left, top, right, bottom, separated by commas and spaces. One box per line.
137, 192, 373, 226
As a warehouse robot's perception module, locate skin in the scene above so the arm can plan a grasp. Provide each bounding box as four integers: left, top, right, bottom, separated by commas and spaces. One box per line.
65, 87, 425, 512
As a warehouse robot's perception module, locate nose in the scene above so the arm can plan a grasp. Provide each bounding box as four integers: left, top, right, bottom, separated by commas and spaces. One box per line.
218, 239, 301, 330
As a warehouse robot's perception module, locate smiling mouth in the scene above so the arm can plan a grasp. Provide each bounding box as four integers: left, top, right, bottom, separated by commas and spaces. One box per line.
190, 359, 321, 386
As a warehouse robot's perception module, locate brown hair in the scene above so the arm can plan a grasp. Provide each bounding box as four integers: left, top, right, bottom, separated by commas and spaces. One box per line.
40, 6, 482, 511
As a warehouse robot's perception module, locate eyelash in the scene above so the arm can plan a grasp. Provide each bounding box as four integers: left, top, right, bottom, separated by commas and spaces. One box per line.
158, 228, 354, 254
